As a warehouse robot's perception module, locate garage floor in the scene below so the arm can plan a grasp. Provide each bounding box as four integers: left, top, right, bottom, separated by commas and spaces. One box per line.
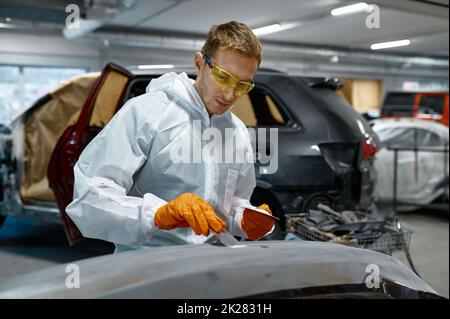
0, 210, 448, 298
393, 210, 449, 298
0, 216, 114, 278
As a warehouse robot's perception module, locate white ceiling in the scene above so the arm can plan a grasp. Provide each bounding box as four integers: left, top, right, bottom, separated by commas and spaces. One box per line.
0, 0, 448, 56
109, 0, 340, 33
261, 8, 449, 55
104, 0, 449, 56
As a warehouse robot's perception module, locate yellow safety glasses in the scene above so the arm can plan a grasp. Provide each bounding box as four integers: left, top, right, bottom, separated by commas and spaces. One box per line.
204, 54, 255, 96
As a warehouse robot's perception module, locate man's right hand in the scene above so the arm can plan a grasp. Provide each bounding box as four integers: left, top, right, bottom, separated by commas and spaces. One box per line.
154, 193, 226, 236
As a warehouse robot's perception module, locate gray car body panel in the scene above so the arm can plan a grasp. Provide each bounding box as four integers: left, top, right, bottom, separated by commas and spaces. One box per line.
0, 241, 439, 299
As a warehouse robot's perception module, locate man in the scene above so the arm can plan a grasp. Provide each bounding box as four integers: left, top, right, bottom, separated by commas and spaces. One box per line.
66, 21, 275, 252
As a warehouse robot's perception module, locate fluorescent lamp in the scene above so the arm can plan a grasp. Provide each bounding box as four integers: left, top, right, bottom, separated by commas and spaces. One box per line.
330, 55, 339, 63
253, 24, 281, 36
331, 2, 371, 16
138, 64, 175, 69
252, 22, 300, 36
370, 39, 411, 50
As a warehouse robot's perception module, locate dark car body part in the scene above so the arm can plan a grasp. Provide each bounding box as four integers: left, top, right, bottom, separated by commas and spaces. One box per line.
0, 241, 442, 299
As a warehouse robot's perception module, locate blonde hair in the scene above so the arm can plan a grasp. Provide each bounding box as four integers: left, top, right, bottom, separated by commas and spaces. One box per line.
201, 21, 262, 66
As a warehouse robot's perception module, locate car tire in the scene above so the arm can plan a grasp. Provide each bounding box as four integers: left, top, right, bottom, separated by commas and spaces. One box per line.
0, 176, 6, 229
302, 192, 335, 212
0, 175, 3, 202
0, 215, 6, 229
261, 222, 285, 240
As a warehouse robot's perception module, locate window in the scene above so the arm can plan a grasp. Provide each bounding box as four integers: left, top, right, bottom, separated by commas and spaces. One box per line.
380, 127, 444, 149
418, 95, 445, 115
22, 67, 86, 111
416, 129, 444, 147
231, 86, 288, 127
0, 66, 20, 124
0, 65, 86, 125
381, 93, 415, 116
383, 93, 415, 106
127, 78, 152, 99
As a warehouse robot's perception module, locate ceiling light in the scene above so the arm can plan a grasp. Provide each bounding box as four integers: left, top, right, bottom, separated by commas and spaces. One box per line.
370, 39, 411, 50
331, 2, 371, 16
137, 64, 175, 69
252, 22, 300, 36
330, 55, 339, 63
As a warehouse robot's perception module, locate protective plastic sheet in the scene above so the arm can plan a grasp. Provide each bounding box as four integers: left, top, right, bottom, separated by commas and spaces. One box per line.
372, 119, 449, 208
19, 73, 99, 202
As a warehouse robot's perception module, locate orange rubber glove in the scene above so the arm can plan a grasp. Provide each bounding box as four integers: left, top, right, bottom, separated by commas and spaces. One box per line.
241, 204, 275, 240
154, 193, 226, 236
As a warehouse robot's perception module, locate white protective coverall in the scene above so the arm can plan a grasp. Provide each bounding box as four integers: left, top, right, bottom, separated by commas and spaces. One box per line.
66, 72, 269, 252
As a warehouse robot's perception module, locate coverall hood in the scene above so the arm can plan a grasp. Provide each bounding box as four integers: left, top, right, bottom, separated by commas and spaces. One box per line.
146, 72, 216, 128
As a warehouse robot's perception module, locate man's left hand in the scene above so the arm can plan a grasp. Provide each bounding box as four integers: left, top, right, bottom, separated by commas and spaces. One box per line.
241, 204, 275, 240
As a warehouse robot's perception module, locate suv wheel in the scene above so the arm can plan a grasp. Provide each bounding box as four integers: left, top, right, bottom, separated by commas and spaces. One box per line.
302, 192, 335, 212
0, 215, 6, 229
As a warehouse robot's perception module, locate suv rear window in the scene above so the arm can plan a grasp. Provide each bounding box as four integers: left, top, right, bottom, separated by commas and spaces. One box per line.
418, 95, 444, 115
231, 86, 289, 127
126, 77, 290, 127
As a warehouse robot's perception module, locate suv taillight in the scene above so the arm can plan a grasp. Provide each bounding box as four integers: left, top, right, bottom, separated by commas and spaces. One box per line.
361, 139, 378, 160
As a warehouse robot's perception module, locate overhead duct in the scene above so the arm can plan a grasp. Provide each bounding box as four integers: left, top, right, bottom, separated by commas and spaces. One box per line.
262, 43, 449, 68
80, 30, 448, 69
63, 0, 137, 39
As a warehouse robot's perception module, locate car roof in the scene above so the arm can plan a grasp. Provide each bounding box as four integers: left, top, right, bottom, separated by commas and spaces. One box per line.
128, 65, 292, 78
371, 118, 449, 140
128, 68, 342, 91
